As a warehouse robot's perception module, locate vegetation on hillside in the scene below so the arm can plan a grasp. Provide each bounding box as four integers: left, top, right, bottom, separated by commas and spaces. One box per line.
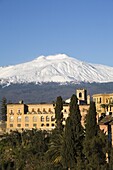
1, 82, 113, 104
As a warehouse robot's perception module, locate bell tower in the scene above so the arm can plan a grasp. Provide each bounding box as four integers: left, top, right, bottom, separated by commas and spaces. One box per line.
76, 89, 87, 104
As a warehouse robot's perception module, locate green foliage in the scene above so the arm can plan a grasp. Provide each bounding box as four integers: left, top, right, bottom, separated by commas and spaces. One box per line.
55, 96, 63, 131
62, 94, 84, 169
0, 96, 111, 169
109, 148, 113, 170
85, 101, 98, 140
84, 101, 107, 170
0, 97, 7, 121
0, 129, 50, 170
46, 129, 64, 169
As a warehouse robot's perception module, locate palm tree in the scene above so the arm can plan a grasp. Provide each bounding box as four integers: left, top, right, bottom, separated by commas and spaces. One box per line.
46, 130, 64, 169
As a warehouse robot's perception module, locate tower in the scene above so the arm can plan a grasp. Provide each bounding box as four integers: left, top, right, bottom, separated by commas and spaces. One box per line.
76, 89, 87, 104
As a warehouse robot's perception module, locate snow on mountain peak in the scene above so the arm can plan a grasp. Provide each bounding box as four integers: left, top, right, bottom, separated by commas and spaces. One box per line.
1, 54, 113, 85
46, 54, 69, 60
35, 54, 69, 61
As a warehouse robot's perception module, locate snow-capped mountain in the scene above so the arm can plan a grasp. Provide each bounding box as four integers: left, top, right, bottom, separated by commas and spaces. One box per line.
1, 54, 113, 85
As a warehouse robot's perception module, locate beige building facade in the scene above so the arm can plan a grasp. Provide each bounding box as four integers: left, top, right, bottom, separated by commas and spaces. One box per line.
93, 93, 113, 147
6, 89, 90, 132
93, 93, 113, 117
4, 89, 113, 148
7, 102, 89, 132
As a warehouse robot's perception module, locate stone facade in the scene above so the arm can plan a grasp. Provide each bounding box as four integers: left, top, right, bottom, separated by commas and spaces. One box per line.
6, 102, 89, 132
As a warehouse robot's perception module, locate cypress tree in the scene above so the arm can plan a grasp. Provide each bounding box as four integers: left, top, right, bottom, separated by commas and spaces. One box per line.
84, 101, 107, 170
85, 101, 98, 140
46, 96, 63, 169
0, 97, 7, 121
109, 148, 113, 170
55, 96, 63, 131
62, 94, 84, 169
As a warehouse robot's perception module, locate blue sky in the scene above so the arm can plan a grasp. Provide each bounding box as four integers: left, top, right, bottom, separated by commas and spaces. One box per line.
0, 0, 113, 66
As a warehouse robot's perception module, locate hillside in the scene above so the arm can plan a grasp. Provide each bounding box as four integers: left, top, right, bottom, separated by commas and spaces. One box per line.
1, 82, 113, 104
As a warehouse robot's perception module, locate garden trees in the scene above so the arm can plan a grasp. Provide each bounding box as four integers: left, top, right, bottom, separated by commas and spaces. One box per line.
62, 94, 85, 169
46, 96, 64, 169
83, 101, 107, 170
0, 129, 50, 170
0, 97, 7, 121
55, 96, 63, 131
109, 148, 113, 170
46, 132, 64, 170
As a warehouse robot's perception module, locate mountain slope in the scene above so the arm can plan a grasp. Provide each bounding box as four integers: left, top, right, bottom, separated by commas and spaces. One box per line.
0, 54, 113, 85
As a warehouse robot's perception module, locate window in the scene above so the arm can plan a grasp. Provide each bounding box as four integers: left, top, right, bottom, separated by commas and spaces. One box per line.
97, 98, 98, 103
9, 116, 14, 122
46, 123, 49, 127
41, 116, 44, 122
43, 108, 46, 113
79, 92, 82, 98
100, 98, 101, 103
37, 108, 40, 112
106, 99, 108, 103
33, 116, 37, 122
46, 116, 49, 122
17, 116, 21, 122
10, 109, 14, 115
18, 109, 21, 113
37, 108, 41, 114
51, 123, 54, 127
11, 109, 13, 113
10, 124, 13, 127
25, 116, 29, 122
32, 108, 35, 112
17, 109, 21, 115
25, 124, 29, 127
48, 108, 51, 112
64, 109, 67, 112
110, 97, 113, 103
33, 124, 37, 128
51, 116, 54, 121
17, 124, 21, 127
41, 123, 44, 127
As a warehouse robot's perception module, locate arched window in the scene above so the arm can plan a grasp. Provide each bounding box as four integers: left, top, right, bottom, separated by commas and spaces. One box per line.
33, 116, 37, 122
10, 109, 14, 115
25, 116, 29, 122
9, 116, 14, 122
37, 108, 40, 112
32, 108, 35, 112
41, 116, 44, 122
17, 109, 22, 115
17, 116, 21, 122
11, 109, 13, 113
37, 108, 41, 114
79, 92, 82, 98
48, 108, 51, 112
43, 108, 46, 113
51, 116, 54, 121
46, 116, 49, 122
18, 109, 21, 113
